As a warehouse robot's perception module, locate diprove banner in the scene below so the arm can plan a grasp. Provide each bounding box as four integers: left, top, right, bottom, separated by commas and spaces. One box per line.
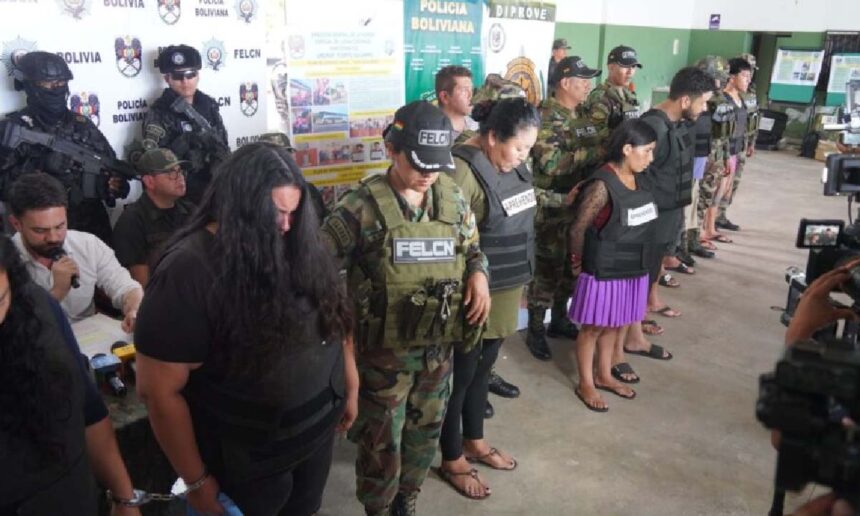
283, 0, 404, 195
404, 0, 484, 102
483, 0, 556, 106
0, 0, 269, 156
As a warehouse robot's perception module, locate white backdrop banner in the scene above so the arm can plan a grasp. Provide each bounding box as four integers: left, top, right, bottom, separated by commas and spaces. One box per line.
0, 0, 269, 159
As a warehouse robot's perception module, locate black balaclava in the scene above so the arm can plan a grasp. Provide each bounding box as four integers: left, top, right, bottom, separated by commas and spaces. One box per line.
23, 81, 70, 125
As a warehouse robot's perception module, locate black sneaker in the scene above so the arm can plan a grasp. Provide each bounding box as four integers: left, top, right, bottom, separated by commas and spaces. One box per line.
716, 218, 740, 231
390, 492, 417, 516
488, 372, 520, 398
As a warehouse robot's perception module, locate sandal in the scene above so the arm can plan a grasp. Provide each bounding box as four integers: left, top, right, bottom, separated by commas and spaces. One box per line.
658, 273, 680, 288
624, 343, 673, 361
650, 305, 681, 318
466, 447, 517, 471
665, 262, 694, 275
610, 362, 640, 384
642, 319, 664, 336
712, 234, 733, 244
698, 239, 718, 250
594, 383, 637, 400
433, 467, 490, 500
575, 387, 608, 412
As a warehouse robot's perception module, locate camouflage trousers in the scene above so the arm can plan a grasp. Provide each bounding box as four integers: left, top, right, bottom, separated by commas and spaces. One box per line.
527, 210, 574, 310
349, 344, 453, 514
719, 153, 746, 213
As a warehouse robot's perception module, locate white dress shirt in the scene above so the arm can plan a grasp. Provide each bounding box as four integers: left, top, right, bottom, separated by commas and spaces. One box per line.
13, 230, 142, 322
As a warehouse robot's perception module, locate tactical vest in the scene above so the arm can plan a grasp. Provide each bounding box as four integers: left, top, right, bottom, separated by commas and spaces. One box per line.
742, 92, 760, 141
602, 83, 640, 129
729, 93, 748, 155
452, 145, 535, 291
534, 115, 603, 193
184, 295, 345, 486
640, 109, 695, 209
709, 94, 737, 144
0, 285, 95, 514
582, 168, 657, 279
350, 174, 467, 350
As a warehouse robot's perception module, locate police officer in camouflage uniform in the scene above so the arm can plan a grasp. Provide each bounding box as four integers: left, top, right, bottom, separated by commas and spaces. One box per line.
717, 53, 759, 232
584, 45, 642, 133
0, 51, 127, 244
142, 45, 229, 204
320, 101, 490, 516
526, 56, 603, 361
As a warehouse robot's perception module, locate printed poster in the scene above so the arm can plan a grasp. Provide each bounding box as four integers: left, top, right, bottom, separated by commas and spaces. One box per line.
404, 0, 484, 102
826, 54, 860, 94
771, 49, 825, 87
284, 0, 404, 191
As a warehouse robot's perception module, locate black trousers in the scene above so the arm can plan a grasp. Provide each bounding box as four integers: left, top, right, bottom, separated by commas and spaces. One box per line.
439, 338, 503, 461
224, 432, 335, 516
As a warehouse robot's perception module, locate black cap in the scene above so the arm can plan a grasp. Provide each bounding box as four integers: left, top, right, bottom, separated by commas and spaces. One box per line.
384, 101, 454, 174
157, 45, 202, 73
607, 45, 643, 68
551, 56, 601, 85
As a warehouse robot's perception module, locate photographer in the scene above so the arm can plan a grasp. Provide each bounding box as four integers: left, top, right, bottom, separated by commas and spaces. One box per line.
781, 263, 858, 516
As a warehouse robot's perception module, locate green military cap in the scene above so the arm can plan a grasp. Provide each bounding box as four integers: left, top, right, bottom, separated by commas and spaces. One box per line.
258, 132, 295, 150
136, 148, 187, 175
552, 38, 571, 50
472, 73, 526, 104
695, 55, 730, 87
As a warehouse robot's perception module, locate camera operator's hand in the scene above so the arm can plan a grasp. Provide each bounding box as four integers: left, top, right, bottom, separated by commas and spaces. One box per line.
786, 260, 860, 345
793, 492, 855, 516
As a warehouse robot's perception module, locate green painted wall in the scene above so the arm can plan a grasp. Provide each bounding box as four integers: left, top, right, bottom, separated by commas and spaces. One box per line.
687, 30, 752, 66
553, 22, 601, 69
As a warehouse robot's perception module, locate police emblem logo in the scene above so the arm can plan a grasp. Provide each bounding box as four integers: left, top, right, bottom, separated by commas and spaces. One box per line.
202, 38, 226, 71
239, 82, 259, 117
57, 0, 90, 19
114, 36, 142, 78
393, 238, 456, 263
504, 56, 541, 106
1, 37, 37, 77
235, 0, 257, 23
488, 23, 505, 54
70, 92, 100, 127
172, 52, 185, 65
157, 0, 181, 25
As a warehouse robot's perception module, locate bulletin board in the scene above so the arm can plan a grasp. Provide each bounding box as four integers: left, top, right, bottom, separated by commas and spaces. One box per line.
768, 48, 825, 103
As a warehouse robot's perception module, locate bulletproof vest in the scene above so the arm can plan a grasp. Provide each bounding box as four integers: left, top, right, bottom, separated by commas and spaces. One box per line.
0, 285, 94, 514
184, 295, 345, 485
582, 168, 657, 279
350, 174, 467, 350
603, 83, 640, 129
693, 111, 712, 158
452, 145, 535, 291
708, 94, 737, 144
742, 92, 760, 137
640, 109, 695, 209
729, 93, 748, 155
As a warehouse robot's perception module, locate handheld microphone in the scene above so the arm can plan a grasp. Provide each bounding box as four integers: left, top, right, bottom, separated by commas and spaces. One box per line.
49, 248, 80, 289
91, 353, 127, 397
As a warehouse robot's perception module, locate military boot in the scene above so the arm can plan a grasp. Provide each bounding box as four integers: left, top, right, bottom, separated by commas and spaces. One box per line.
689, 228, 715, 259
390, 492, 417, 516
547, 300, 578, 339
526, 306, 552, 361
677, 229, 696, 267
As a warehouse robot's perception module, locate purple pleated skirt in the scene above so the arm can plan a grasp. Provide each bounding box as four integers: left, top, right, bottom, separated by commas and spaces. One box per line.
568, 272, 649, 328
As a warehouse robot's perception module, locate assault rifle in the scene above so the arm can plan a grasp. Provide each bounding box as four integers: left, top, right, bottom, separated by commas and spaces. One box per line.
169, 97, 230, 153
0, 122, 137, 202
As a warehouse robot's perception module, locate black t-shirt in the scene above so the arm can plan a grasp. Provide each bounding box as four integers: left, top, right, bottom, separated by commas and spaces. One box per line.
113, 193, 194, 269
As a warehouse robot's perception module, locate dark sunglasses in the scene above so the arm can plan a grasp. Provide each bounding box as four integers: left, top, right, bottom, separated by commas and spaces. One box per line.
169, 70, 198, 81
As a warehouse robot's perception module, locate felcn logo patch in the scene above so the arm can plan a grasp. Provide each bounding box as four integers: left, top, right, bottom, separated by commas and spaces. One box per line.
393, 238, 456, 263
417, 130, 449, 147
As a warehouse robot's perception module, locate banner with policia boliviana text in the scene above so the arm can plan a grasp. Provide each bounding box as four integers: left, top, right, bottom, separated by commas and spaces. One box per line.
404, 0, 484, 102
483, 0, 556, 106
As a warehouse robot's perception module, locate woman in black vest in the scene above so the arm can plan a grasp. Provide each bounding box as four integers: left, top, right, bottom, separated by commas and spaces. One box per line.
0, 234, 139, 515
134, 143, 357, 516
568, 120, 658, 412
437, 98, 540, 499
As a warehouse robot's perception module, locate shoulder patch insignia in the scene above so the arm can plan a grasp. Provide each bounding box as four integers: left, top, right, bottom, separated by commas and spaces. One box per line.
325, 212, 355, 252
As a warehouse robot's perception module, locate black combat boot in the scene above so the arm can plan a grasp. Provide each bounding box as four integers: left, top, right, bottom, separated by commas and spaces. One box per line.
390, 492, 417, 516
546, 300, 578, 339
677, 229, 696, 267
488, 370, 520, 398
526, 307, 552, 361
689, 228, 715, 259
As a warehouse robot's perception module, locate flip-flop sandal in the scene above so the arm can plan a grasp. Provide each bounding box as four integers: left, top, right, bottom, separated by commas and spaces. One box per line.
712, 234, 733, 244
642, 319, 664, 336
665, 262, 695, 275
624, 343, 673, 361
610, 362, 640, 384
594, 384, 637, 400
651, 305, 681, 318
466, 447, 517, 471
658, 273, 680, 288
698, 239, 718, 250
574, 387, 608, 412
433, 467, 490, 500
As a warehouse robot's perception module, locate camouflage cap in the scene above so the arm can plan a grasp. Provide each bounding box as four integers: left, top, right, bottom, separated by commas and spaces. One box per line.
472, 73, 526, 104
258, 132, 295, 150
695, 55, 730, 87
738, 52, 758, 70
552, 38, 571, 50
136, 148, 186, 174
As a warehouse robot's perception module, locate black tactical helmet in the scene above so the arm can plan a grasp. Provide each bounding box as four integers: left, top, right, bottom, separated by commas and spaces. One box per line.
13, 51, 73, 89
